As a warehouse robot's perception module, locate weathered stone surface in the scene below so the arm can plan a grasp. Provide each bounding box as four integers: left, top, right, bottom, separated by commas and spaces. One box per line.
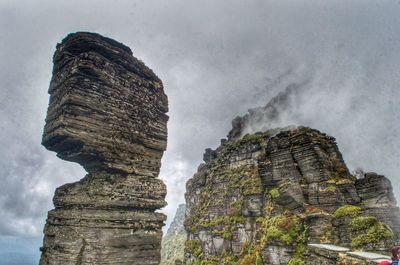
53, 172, 167, 210
184, 126, 400, 264
39, 32, 168, 265
42, 32, 168, 176
356, 172, 400, 234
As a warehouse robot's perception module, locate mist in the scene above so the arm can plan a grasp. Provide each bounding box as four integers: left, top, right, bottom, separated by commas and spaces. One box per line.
237, 44, 400, 196
0, 1, 400, 261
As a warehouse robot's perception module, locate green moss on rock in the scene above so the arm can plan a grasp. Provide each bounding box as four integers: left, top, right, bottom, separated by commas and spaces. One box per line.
261, 214, 303, 245
350, 216, 378, 231
185, 240, 203, 259
333, 205, 362, 218
288, 257, 305, 265
238, 245, 263, 265
350, 218, 394, 249
322, 185, 337, 193
269, 188, 280, 199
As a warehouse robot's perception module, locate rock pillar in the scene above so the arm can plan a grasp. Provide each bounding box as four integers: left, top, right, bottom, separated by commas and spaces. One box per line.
39, 32, 168, 265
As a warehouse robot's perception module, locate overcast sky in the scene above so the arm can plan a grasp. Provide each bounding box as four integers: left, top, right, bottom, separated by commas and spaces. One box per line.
1, 0, 400, 261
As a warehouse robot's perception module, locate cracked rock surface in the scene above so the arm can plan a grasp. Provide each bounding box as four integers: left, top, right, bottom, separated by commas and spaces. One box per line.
39, 32, 168, 265
184, 126, 400, 264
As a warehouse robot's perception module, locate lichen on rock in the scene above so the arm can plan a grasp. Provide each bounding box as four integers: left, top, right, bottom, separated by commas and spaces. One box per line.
184, 126, 400, 264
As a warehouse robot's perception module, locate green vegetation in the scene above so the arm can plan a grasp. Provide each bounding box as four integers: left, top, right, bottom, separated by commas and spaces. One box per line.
261, 214, 303, 246
332, 206, 394, 250
221, 251, 238, 264
288, 243, 306, 265
242, 167, 263, 196
184, 127, 397, 264
327, 157, 356, 186
230, 200, 243, 215
322, 185, 337, 193
269, 188, 280, 199
161, 234, 186, 265
333, 205, 362, 218
259, 213, 306, 264
184, 164, 263, 234
226, 130, 274, 151
241, 132, 266, 144
184, 163, 264, 264
239, 252, 263, 265
350, 216, 394, 249
236, 244, 263, 265
350, 216, 378, 231
184, 240, 224, 265
185, 132, 312, 264
288, 256, 305, 265
150, 80, 162, 89
199, 216, 246, 239
185, 240, 203, 259
226, 141, 241, 151
269, 181, 290, 200
326, 176, 354, 185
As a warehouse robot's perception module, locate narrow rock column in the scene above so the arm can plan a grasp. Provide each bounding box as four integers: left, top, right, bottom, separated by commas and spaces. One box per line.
39, 32, 168, 265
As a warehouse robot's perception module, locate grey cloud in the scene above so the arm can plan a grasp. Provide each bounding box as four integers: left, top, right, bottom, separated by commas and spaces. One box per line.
0, 0, 400, 241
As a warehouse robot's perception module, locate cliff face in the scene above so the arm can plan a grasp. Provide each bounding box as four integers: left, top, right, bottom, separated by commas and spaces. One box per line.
167, 204, 187, 237
184, 126, 400, 264
161, 204, 187, 265
39, 32, 168, 265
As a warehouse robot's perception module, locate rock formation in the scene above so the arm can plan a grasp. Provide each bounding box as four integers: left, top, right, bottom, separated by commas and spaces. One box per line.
167, 204, 187, 237
161, 204, 187, 265
184, 126, 400, 264
39, 32, 168, 265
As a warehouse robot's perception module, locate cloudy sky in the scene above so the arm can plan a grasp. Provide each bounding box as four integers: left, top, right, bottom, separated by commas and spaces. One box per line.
1, 0, 400, 262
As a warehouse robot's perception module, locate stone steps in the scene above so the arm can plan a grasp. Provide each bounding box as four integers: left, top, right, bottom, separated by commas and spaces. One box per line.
308, 243, 391, 264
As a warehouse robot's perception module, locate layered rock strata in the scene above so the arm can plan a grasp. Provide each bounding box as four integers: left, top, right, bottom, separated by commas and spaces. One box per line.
184, 126, 400, 264
39, 32, 168, 265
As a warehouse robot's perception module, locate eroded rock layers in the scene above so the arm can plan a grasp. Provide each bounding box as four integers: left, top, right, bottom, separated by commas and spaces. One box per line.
184, 127, 400, 264
39, 32, 168, 265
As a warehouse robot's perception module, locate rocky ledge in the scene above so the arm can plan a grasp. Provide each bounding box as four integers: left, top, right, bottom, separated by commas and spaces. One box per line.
184, 126, 400, 264
39, 32, 168, 265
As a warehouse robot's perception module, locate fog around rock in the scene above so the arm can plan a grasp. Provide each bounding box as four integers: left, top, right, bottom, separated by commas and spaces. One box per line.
1, 0, 400, 261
